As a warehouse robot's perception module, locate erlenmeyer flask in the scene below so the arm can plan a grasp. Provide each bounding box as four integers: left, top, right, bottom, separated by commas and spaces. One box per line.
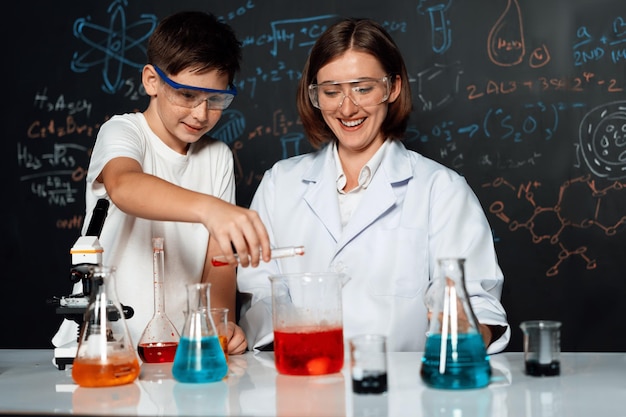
137, 237, 180, 363
421, 258, 491, 389
72, 266, 140, 387
172, 283, 228, 383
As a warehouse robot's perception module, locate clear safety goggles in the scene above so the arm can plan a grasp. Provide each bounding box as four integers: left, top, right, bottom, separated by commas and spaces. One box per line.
308, 76, 391, 111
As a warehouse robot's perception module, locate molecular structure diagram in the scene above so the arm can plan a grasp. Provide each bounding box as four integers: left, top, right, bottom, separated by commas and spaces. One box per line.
483, 175, 626, 276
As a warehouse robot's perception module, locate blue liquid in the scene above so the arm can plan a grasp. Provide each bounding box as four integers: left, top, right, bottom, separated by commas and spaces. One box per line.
172, 336, 228, 383
420, 333, 491, 389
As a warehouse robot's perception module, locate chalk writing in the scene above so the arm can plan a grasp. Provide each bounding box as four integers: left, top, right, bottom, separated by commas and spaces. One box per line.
573, 18, 626, 65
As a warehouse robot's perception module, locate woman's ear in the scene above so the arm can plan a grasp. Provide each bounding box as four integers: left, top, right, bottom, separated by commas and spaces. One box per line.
388, 74, 402, 103
142, 64, 159, 96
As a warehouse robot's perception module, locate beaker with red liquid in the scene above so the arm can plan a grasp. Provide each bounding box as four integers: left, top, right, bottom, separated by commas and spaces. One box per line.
269, 272, 348, 376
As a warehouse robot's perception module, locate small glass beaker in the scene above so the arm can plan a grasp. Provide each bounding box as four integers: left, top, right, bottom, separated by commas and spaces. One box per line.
72, 266, 140, 387
520, 320, 561, 376
210, 307, 229, 362
171, 283, 228, 383
350, 334, 388, 394
421, 258, 491, 389
269, 272, 348, 376
137, 237, 180, 363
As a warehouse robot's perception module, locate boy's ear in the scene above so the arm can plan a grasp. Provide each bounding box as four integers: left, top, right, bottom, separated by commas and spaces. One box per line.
142, 64, 159, 96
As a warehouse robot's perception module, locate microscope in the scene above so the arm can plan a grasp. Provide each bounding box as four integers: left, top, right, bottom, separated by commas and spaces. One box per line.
49, 199, 133, 370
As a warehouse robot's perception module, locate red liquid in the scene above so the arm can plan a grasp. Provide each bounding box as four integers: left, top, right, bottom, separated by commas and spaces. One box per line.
274, 326, 344, 375
138, 342, 178, 363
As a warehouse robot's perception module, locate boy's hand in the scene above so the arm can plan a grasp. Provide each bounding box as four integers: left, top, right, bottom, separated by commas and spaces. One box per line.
226, 321, 248, 355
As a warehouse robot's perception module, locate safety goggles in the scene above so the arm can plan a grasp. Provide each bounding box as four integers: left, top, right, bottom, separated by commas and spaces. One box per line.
153, 65, 237, 110
308, 76, 391, 111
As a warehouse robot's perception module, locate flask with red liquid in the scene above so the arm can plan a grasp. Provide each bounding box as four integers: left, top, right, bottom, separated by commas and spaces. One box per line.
72, 266, 140, 387
137, 237, 180, 363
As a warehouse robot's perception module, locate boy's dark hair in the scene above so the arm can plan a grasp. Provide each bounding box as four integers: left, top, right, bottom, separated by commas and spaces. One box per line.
147, 11, 242, 83
297, 18, 413, 148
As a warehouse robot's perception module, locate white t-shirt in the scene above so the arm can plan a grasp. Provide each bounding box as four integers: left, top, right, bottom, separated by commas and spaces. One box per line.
52, 112, 236, 349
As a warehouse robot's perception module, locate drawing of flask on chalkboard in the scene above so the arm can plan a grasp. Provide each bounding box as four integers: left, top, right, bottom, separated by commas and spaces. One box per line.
487, 0, 526, 66
421, 258, 491, 389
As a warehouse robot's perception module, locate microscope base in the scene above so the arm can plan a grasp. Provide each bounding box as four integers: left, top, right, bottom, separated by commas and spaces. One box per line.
54, 343, 77, 370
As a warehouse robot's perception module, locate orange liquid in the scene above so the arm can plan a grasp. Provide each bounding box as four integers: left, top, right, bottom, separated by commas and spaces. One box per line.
72, 356, 140, 387
218, 334, 228, 362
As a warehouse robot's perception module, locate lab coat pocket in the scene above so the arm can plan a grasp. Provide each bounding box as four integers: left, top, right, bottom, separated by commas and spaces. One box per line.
366, 226, 428, 298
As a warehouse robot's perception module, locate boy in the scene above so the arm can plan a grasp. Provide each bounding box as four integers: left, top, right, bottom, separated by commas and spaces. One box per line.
53, 11, 270, 355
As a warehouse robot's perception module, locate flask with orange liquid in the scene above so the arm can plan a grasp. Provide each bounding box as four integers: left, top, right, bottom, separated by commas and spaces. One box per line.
72, 266, 140, 387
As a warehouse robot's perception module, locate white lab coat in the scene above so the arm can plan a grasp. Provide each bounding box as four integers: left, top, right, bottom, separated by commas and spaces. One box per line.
237, 139, 510, 353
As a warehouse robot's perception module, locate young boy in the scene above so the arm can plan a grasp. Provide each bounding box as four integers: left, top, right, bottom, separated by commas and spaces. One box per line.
53, 11, 270, 355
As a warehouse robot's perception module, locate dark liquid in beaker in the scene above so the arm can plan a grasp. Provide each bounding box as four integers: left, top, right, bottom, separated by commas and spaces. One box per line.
172, 336, 227, 383
525, 360, 560, 376
138, 341, 178, 363
420, 333, 491, 389
352, 372, 388, 394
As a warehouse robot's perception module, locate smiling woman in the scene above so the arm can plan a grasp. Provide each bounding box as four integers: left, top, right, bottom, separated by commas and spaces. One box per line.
236, 17, 510, 355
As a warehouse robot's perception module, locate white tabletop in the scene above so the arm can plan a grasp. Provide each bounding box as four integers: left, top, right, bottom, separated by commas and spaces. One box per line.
1, 349, 625, 416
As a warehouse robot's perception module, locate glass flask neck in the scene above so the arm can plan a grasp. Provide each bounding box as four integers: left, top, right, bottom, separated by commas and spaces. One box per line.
428, 258, 481, 334
152, 237, 166, 314
183, 283, 217, 338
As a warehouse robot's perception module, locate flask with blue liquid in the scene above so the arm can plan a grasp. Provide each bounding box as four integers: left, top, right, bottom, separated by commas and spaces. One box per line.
172, 283, 228, 383
421, 258, 491, 389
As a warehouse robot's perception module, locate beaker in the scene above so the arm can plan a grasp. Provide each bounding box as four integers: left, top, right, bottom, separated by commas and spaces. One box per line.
171, 283, 228, 383
420, 258, 491, 389
72, 266, 140, 387
520, 320, 561, 376
137, 237, 180, 363
269, 272, 348, 376
210, 307, 230, 362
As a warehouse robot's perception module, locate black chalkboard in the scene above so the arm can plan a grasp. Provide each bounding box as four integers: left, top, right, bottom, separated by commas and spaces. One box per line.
5, 0, 626, 352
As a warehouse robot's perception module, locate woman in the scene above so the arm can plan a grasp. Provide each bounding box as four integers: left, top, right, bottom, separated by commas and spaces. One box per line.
237, 17, 509, 353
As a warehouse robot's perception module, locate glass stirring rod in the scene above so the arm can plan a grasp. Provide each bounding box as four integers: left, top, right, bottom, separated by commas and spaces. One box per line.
211, 246, 305, 266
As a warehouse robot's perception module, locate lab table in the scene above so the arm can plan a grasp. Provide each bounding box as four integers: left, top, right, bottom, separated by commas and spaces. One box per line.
0, 349, 625, 416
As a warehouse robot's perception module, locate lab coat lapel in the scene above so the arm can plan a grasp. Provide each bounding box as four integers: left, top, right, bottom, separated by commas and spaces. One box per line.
302, 146, 343, 242
338, 172, 395, 248
338, 140, 413, 249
